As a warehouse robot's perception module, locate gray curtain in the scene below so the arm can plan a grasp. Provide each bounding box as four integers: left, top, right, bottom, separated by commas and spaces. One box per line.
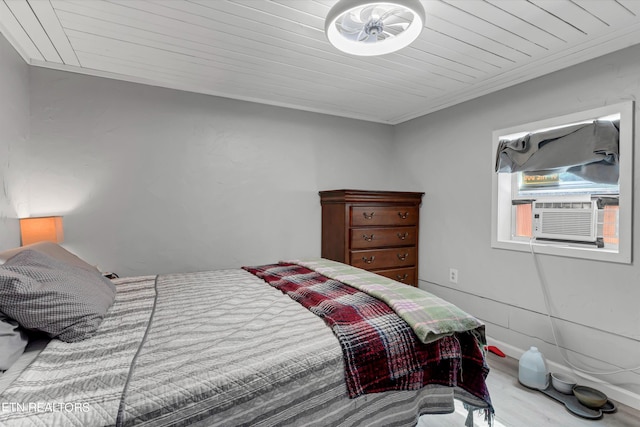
495, 120, 619, 184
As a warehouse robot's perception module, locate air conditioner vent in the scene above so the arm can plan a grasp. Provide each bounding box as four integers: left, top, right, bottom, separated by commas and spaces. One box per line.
535, 201, 593, 210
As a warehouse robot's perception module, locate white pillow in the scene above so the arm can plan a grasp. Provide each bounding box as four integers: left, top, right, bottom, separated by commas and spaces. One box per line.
0, 242, 99, 273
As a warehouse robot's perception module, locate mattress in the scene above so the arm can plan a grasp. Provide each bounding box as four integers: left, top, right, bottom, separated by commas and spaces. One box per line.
0, 338, 49, 394
0, 268, 480, 427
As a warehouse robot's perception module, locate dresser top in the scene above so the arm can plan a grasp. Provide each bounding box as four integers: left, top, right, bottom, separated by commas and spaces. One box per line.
319, 189, 424, 204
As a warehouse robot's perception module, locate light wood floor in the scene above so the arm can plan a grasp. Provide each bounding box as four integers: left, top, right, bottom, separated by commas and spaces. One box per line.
417, 353, 640, 426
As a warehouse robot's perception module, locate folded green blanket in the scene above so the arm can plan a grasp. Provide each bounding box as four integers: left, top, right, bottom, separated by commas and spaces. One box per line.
291, 258, 485, 344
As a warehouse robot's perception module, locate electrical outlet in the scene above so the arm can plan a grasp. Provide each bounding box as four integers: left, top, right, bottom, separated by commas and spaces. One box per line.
449, 268, 458, 284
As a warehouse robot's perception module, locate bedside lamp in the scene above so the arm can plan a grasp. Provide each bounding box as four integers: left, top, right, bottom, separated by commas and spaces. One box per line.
19, 216, 64, 246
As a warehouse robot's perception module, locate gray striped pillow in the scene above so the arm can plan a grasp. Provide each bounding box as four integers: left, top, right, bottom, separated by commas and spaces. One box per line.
0, 250, 116, 342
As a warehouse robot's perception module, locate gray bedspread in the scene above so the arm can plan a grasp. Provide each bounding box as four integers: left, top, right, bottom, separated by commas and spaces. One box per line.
0, 269, 470, 426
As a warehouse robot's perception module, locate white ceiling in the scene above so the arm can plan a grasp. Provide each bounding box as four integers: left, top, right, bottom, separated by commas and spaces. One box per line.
2, 0, 640, 124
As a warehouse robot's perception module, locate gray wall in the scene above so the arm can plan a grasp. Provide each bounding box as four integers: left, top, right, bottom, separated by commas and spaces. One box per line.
0, 34, 28, 249
395, 44, 640, 406
23, 67, 404, 275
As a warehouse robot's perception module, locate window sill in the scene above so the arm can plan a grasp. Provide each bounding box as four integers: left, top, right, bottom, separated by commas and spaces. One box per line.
491, 239, 630, 264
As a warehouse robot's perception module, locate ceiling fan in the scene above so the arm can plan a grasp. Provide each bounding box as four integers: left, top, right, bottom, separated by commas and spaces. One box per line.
325, 0, 426, 56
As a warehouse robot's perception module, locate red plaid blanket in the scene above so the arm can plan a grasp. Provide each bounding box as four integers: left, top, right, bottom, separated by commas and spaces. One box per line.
243, 263, 492, 411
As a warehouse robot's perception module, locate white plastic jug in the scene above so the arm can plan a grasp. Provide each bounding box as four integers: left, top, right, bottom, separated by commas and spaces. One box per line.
518, 346, 548, 389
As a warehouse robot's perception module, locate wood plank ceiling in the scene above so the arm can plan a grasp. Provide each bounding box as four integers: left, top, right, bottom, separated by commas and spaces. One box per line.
1, 0, 640, 124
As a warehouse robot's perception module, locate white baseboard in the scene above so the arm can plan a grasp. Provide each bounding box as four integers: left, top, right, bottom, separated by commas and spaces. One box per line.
486, 336, 640, 412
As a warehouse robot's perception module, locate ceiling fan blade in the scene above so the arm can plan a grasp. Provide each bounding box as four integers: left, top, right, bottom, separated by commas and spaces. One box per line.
359, 4, 376, 21
341, 13, 364, 27
378, 7, 405, 21
337, 19, 363, 34
384, 22, 410, 35
385, 20, 410, 27
384, 13, 411, 25
382, 28, 399, 37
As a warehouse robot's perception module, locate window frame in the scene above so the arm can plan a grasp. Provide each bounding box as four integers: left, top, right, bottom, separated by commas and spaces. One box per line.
491, 101, 633, 264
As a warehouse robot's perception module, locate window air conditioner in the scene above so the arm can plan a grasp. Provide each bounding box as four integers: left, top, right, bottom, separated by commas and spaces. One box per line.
532, 201, 599, 243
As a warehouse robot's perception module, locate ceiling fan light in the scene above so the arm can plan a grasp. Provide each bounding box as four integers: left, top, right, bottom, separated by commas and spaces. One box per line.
325, 0, 425, 56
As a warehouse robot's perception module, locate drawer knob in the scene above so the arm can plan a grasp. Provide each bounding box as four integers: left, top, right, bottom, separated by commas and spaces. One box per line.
363, 212, 375, 220
363, 234, 374, 242
397, 232, 408, 240
397, 253, 409, 261
362, 256, 375, 264
396, 274, 408, 281
398, 212, 409, 219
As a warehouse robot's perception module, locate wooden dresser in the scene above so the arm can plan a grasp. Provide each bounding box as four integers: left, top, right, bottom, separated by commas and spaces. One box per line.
319, 189, 424, 287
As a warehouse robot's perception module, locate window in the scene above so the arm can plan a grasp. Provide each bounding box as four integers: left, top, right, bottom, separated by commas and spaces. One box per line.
491, 101, 633, 263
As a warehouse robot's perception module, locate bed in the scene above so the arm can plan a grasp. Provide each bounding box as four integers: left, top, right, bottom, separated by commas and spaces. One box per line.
0, 243, 493, 426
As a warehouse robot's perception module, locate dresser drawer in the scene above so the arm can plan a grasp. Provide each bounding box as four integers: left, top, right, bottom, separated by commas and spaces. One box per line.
350, 227, 417, 249
374, 267, 417, 286
350, 247, 417, 270
351, 206, 419, 227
